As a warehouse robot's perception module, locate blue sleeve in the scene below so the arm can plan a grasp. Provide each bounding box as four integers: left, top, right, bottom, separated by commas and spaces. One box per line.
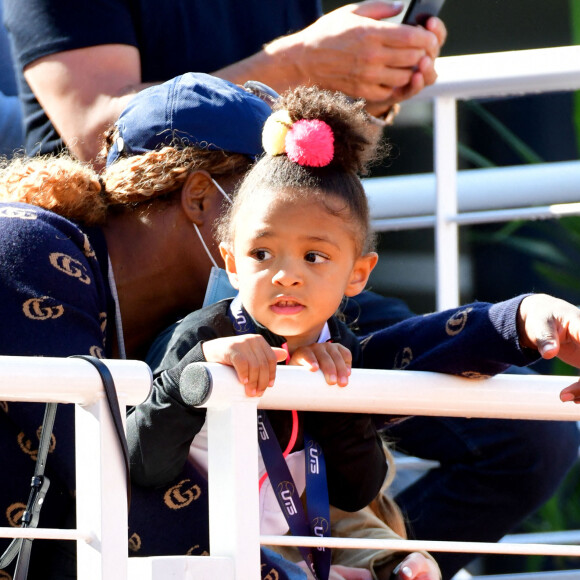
0, 204, 109, 357
361, 296, 539, 377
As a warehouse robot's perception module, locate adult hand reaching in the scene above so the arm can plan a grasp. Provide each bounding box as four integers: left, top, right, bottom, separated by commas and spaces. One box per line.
219, 1, 447, 119
516, 294, 580, 402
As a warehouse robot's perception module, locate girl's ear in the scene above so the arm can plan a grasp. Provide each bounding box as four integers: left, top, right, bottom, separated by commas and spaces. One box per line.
180, 170, 219, 226
219, 243, 240, 290
344, 252, 378, 297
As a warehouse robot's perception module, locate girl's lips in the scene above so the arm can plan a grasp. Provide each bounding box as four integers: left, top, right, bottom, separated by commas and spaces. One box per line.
270, 299, 305, 315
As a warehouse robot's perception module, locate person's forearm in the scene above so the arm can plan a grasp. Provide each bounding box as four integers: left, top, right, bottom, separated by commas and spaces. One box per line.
24, 45, 157, 166
64, 89, 146, 165
213, 35, 305, 93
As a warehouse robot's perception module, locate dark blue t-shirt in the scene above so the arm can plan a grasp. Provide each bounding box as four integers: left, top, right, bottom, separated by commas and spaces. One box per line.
3, 0, 322, 155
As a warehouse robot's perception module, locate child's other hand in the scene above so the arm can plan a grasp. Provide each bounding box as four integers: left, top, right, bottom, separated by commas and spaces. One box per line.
392, 552, 440, 580
202, 335, 287, 397
288, 342, 352, 386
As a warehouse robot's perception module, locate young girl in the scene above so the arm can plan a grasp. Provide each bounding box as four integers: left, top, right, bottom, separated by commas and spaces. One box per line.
129, 86, 440, 580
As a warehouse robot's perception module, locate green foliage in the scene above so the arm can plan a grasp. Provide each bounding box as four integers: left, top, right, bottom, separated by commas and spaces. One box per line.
463, 101, 545, 165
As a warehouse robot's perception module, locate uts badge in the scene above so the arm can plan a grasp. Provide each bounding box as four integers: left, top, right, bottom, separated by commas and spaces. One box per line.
89, 345, 105, 359
17, 427, 56, 461
261, 564, 280, 580
128, 533, 142, 553
49, 252, 91, 285
312, 516, 329, 549
82, 234, 96, 259
307, 441, 320, 475
276, 481, 298, 516
187, 545, 209, 557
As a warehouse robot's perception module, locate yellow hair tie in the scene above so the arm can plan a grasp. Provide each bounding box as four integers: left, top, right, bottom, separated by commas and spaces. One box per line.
262, 110, 292, 156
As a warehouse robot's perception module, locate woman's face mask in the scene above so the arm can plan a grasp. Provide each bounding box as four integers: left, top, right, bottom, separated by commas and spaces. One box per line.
193, 178, 237, 307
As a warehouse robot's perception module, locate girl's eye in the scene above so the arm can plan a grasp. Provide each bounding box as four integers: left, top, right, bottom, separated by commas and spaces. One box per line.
304, 252, 327, 264
251, 249, 272, 261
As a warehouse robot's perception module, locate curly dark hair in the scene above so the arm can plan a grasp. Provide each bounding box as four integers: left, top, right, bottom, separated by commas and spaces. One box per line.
217, 86, 386, 254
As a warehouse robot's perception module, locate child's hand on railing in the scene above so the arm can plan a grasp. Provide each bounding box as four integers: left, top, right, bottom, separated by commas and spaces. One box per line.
288, 342, 353, 386
202, 335, 287, 397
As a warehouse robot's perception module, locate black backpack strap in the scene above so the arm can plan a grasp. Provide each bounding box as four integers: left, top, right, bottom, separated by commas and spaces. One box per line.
0, 402, 57, 576
1, 354, 132, 578
71, 355, 131, 509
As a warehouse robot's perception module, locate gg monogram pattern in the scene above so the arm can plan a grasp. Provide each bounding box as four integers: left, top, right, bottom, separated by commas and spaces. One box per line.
0, 203, 110, 358
0, 203, 115, 574
361, 297, 534, 382
163, 479, 202, 509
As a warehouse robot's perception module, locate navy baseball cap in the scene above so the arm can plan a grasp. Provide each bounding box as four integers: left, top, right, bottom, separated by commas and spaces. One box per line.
106, 73, 274, 166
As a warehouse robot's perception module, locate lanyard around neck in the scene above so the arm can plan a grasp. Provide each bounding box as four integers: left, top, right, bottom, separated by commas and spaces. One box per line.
228, 295, 331, 580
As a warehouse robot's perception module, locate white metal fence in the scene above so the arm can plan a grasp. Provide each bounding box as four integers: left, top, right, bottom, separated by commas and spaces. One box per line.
2, 359, 580, 579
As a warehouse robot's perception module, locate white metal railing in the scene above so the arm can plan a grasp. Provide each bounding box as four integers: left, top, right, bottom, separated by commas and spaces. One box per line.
198, 364, 580, 579
4, 356, 580, 579
0, 356, 151, 580
365, 161, 580, 231
363, 45, 580, 311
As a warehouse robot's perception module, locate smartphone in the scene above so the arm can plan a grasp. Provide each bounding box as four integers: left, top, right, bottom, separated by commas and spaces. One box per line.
402, 0, 446, 27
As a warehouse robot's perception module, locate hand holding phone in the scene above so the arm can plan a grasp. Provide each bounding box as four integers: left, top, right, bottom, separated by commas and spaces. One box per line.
402, 0, 446, 27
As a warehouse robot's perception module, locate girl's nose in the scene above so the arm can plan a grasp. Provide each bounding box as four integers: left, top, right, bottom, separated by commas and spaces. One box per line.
272, 264, 302, 286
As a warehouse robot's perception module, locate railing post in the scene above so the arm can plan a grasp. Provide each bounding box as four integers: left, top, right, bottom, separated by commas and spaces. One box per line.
434, 96, 460, 310
75, 397, 129, 580
207, 399, 262, 578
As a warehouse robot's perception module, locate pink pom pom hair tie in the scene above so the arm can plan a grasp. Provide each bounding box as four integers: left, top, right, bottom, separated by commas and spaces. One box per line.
285, 119, 334, 167
261, 111, 335, 167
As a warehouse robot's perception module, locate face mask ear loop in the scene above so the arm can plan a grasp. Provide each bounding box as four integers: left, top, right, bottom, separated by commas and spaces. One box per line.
193, 222, 220, 269
211, 178, 233, 204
